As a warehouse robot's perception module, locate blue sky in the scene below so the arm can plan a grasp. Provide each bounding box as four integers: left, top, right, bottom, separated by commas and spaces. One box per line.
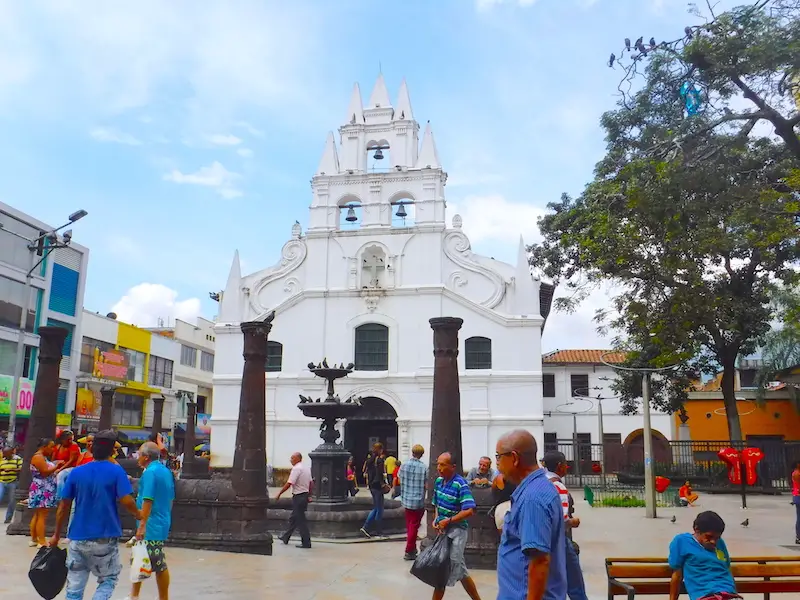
0, 0, 740, 350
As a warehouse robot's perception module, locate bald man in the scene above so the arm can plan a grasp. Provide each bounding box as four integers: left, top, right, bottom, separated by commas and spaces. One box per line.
276, 452, 313, 548
495, 430, 567, 600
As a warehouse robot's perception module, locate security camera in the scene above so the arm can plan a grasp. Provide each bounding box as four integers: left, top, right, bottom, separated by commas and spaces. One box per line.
62, 230, 73, 244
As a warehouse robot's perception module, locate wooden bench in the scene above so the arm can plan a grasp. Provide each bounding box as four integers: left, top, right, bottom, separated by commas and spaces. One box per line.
606, 556, 800, 599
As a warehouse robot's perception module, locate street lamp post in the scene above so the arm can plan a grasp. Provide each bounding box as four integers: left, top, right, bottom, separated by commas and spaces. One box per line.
2, 210, 87, 442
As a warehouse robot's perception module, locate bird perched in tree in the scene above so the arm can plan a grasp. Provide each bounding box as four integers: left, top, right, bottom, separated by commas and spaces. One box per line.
670, 515, 677, 523
608, 53, 616, 67
741, 518, 749, 527
624, 37, 631, 51
634, 36, 644, 52
685, 26, 693, 39
649, 37, 657, 49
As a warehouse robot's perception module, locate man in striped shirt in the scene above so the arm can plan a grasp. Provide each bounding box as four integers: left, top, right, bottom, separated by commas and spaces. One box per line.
432, 452, 482, 600
542, 451, 588, 600
0, 446, 23, 523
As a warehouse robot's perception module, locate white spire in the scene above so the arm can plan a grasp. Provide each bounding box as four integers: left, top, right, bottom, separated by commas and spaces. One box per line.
395, 78, 413, 121
218, 250, 242, 322
345, 82, 363, 124
368, 73, 392, 108
513, 236, 538, 315
316, 131, 340, 175
415, 122, 440, 168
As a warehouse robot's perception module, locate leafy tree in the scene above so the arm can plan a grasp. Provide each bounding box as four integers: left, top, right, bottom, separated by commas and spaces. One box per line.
754, 287, 800, 410
531, 1, 800, 441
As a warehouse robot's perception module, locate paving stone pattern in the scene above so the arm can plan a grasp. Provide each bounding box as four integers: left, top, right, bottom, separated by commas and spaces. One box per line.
1, 493, 797, 599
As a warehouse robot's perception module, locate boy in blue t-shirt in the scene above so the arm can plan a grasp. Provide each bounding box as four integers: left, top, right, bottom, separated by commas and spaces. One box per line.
668, 511, 741, 600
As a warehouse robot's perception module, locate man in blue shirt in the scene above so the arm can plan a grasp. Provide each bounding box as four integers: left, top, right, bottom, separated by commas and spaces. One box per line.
50, 430, 142, 600
496, 430, 567, 600
668, 511, 739, 600
126, 441, 175, 600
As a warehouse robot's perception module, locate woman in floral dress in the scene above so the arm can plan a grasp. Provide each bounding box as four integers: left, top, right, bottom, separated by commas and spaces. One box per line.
28, 438, 62, 547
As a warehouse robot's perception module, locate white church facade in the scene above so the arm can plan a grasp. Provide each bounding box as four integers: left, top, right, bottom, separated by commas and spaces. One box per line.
210, 76, 555, 470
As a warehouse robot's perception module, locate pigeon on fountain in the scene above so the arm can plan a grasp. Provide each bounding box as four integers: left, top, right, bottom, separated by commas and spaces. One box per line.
346, 362, 355, 370
299, 395, 311, 404
308, 362, 316, 370
316, 363, 322, 369
322, 358, 329, 368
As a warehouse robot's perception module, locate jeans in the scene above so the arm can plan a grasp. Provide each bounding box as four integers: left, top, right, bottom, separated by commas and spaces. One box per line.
404, 507, 424, 554
794, 496, 800, 540
281, 492, 311, 547
0, 480, 17, 522
65, 538, 122, 600
363, 487, 385, 533
565, 535, 588, 600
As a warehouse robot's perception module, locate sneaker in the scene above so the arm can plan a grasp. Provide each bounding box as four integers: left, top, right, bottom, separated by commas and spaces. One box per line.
28, 540, 37, 547
125, 536, 136, 547
404, 552, 417, 561
359, 527, 371, 538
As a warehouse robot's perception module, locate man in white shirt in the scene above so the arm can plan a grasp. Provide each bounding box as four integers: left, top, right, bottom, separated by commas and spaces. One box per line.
275, 452, 313, 549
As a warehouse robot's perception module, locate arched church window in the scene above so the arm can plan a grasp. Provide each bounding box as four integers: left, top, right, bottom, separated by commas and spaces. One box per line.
366, 140, 391, 173
265, 341, 283, 372
354, 323, 389, 371
338, 197, 362, 230
465, 336, 492, 370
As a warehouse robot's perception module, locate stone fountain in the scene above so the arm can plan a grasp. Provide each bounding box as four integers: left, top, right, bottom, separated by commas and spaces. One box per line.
298, 361, 363, 507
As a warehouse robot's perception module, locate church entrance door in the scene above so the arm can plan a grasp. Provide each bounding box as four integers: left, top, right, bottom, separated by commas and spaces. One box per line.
344, 396, 398, 470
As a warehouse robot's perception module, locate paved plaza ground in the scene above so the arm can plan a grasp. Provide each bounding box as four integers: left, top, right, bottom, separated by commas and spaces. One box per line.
1, 493, 797, 599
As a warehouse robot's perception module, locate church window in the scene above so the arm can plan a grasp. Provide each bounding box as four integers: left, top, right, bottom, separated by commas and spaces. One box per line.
266, 341, 283, 372
465, 336, 492, 370
354, 323, 389, 371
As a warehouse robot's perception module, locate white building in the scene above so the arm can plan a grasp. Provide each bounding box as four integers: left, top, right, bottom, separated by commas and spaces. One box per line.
0, 201, 89, 442
211, 76, 555, 469
147, 317, 215, 450
542, 349, 673, 449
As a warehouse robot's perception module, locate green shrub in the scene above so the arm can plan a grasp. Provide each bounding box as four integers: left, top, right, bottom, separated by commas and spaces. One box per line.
598, 497, 646, 507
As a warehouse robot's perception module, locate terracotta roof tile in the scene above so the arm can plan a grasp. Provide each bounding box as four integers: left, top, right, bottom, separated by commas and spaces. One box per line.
542, 349, 628, 365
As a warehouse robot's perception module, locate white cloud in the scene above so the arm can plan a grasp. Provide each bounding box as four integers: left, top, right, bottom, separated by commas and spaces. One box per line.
89, 127, 142, 146
163, 161, 242, 198
111, 283, 202, 327
447, 195, 546, 244
542, 285, 618, 352
237, 148, 254, 158
206, 133, 242, 146
236, 121, 264, 137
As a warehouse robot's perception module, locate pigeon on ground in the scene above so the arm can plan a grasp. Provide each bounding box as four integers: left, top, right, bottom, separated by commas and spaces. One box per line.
741, 518, 749, 527
670, 515, 677, 523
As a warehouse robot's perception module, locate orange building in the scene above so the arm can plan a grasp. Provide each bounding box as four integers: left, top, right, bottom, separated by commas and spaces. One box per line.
677, 368, 800, 441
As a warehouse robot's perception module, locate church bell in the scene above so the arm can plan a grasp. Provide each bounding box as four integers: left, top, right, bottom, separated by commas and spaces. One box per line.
345, 206, 358, 222
395, 203, 408, 218
373, 148, 384, 160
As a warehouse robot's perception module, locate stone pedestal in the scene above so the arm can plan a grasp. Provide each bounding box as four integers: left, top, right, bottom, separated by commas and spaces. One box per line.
182, 401, 209, 480
231, 318, 272, 498
8, 326, 68, 535
308, 444, 350, 508
151, 396, 165, 436
98, 386, 115, 431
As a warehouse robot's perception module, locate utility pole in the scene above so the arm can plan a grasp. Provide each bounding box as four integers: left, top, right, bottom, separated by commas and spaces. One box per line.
642, 373, 657, 518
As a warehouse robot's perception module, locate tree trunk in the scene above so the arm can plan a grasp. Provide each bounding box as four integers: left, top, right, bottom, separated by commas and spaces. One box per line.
720, 356, 743, 442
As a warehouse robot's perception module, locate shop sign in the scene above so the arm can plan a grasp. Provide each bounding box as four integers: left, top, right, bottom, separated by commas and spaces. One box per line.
0, 374, 35, 417
92, 348, 128, 382
76, 388, 102, 420
56, 414, 72, 427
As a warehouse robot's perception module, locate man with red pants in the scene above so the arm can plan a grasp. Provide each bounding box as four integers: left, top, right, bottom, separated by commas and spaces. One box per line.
398, 444, 428, 560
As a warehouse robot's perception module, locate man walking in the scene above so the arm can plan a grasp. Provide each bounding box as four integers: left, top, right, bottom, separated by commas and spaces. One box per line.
398, 444, 428, 560
125, 441, 175, 600
431, 452, 482, 600
49, 430, 142, 600
542, 450, 588, 600
0, 446, 22, 523
495, 430, 566, 600
276, 451, 313, 548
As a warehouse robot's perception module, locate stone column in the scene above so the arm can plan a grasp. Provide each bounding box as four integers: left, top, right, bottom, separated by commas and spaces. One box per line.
231, 316, 273, 498
98, 386, 116, 431
18, 326, 69, 492
151, 396, 165, 436
428, 317, 464, 481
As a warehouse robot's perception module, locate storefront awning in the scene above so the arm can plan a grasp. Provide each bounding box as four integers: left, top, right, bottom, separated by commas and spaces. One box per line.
116, 429, 151, 443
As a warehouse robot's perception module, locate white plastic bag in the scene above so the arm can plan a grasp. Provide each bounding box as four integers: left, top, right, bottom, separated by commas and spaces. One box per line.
129, 541, 152, 583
